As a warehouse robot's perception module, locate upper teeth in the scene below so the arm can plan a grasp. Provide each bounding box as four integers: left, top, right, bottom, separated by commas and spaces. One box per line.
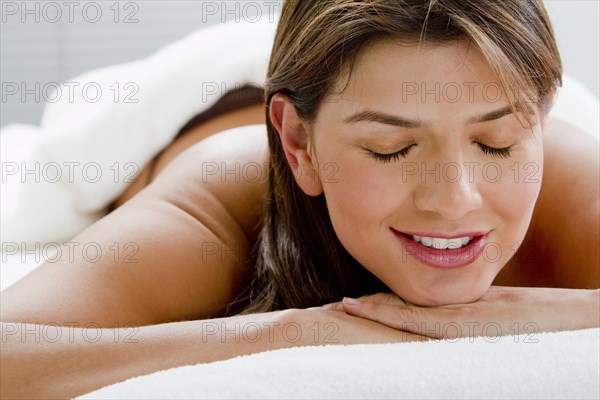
411, 235, 473, 249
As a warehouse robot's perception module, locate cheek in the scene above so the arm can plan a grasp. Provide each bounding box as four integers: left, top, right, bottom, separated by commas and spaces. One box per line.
484, 144, 544, 238
318, 152, 406, 241
320, 152, 403, 265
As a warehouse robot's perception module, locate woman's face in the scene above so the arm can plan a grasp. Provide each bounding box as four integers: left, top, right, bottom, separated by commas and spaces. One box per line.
308, 39, 545, 306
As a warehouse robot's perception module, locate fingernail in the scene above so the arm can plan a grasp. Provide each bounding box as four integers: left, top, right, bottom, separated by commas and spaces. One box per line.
343, 297, 360, 305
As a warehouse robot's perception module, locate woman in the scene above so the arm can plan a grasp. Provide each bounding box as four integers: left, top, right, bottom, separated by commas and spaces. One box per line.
2, 0, 598, 398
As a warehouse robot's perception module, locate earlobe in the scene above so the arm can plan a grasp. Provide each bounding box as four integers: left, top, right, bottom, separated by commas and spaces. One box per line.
547, 90, 556, 106
269, 93, 323, 197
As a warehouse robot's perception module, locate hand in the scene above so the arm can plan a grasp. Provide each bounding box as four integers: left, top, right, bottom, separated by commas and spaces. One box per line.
282, 307, 429, 346
327, 287, 600, 340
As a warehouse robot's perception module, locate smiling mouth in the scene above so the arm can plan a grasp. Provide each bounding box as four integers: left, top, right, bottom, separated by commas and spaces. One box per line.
398, 232, 475, 249
391, 229, 490, 269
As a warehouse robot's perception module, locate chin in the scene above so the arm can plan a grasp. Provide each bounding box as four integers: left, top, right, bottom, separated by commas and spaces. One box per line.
400, 284, 489, 307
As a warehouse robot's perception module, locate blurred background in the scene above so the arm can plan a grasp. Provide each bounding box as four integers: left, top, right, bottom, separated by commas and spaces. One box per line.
1, 0, 598, 127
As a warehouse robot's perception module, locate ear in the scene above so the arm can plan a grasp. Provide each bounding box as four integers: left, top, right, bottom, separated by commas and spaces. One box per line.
269, 93, 323, 196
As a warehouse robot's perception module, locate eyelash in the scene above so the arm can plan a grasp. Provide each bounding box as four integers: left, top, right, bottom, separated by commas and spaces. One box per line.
367, 145, 416, 163
477, 143, 513, 159
367, 143, 514, 163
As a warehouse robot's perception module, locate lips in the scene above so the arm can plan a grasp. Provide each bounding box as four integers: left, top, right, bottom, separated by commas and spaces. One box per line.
391, 228, 490, 269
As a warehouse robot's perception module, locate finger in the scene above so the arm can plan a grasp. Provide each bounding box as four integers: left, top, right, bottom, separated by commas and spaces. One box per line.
342, 298, 457, 339
341, 297, 408, 330
355, 292, 407, 306
319, 301, 344, 312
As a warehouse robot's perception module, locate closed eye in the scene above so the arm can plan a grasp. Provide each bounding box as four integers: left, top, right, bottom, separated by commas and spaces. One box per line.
367, 142, 514, 163
477, 143, 513, 158
367, 144, 416, 163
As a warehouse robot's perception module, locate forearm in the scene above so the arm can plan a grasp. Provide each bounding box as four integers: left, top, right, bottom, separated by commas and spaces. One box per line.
565, 288, 600, 329
1, 311, 301, 399
498, 287, 600, 333
532, 287, 600, 331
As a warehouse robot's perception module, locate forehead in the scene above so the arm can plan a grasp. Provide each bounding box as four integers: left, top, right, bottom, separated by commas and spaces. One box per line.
328, 38, 505, 113
362, 38, 494, 79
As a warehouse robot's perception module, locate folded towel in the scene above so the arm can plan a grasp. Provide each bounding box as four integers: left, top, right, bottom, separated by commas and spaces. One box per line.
78, 328, 600, 399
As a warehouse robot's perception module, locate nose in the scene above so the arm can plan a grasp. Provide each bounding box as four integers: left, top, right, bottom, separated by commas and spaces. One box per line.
413, 161, 483, 220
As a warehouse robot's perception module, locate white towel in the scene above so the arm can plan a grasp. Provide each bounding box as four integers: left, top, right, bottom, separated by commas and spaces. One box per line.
79, 328, 600, 399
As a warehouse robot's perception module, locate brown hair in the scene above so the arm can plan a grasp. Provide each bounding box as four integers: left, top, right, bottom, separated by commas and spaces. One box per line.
230, 0, 562, 315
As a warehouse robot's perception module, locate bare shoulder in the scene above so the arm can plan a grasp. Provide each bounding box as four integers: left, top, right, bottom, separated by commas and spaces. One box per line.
538, 117, 599, 245
541, 118, 599, 287
0, 125, 270, 327
498, 117, 599, 288
542, 117, 599, 193
143, 123, 270, 239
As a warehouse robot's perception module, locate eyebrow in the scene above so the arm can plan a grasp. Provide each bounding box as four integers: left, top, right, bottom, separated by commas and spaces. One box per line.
344, 106, 513, 128
344, 110, 422, 128
469, 106, 513, 124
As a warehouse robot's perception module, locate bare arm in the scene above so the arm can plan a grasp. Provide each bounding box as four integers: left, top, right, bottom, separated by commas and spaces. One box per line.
1, 309, 424, 399
1, 314, 289, 399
